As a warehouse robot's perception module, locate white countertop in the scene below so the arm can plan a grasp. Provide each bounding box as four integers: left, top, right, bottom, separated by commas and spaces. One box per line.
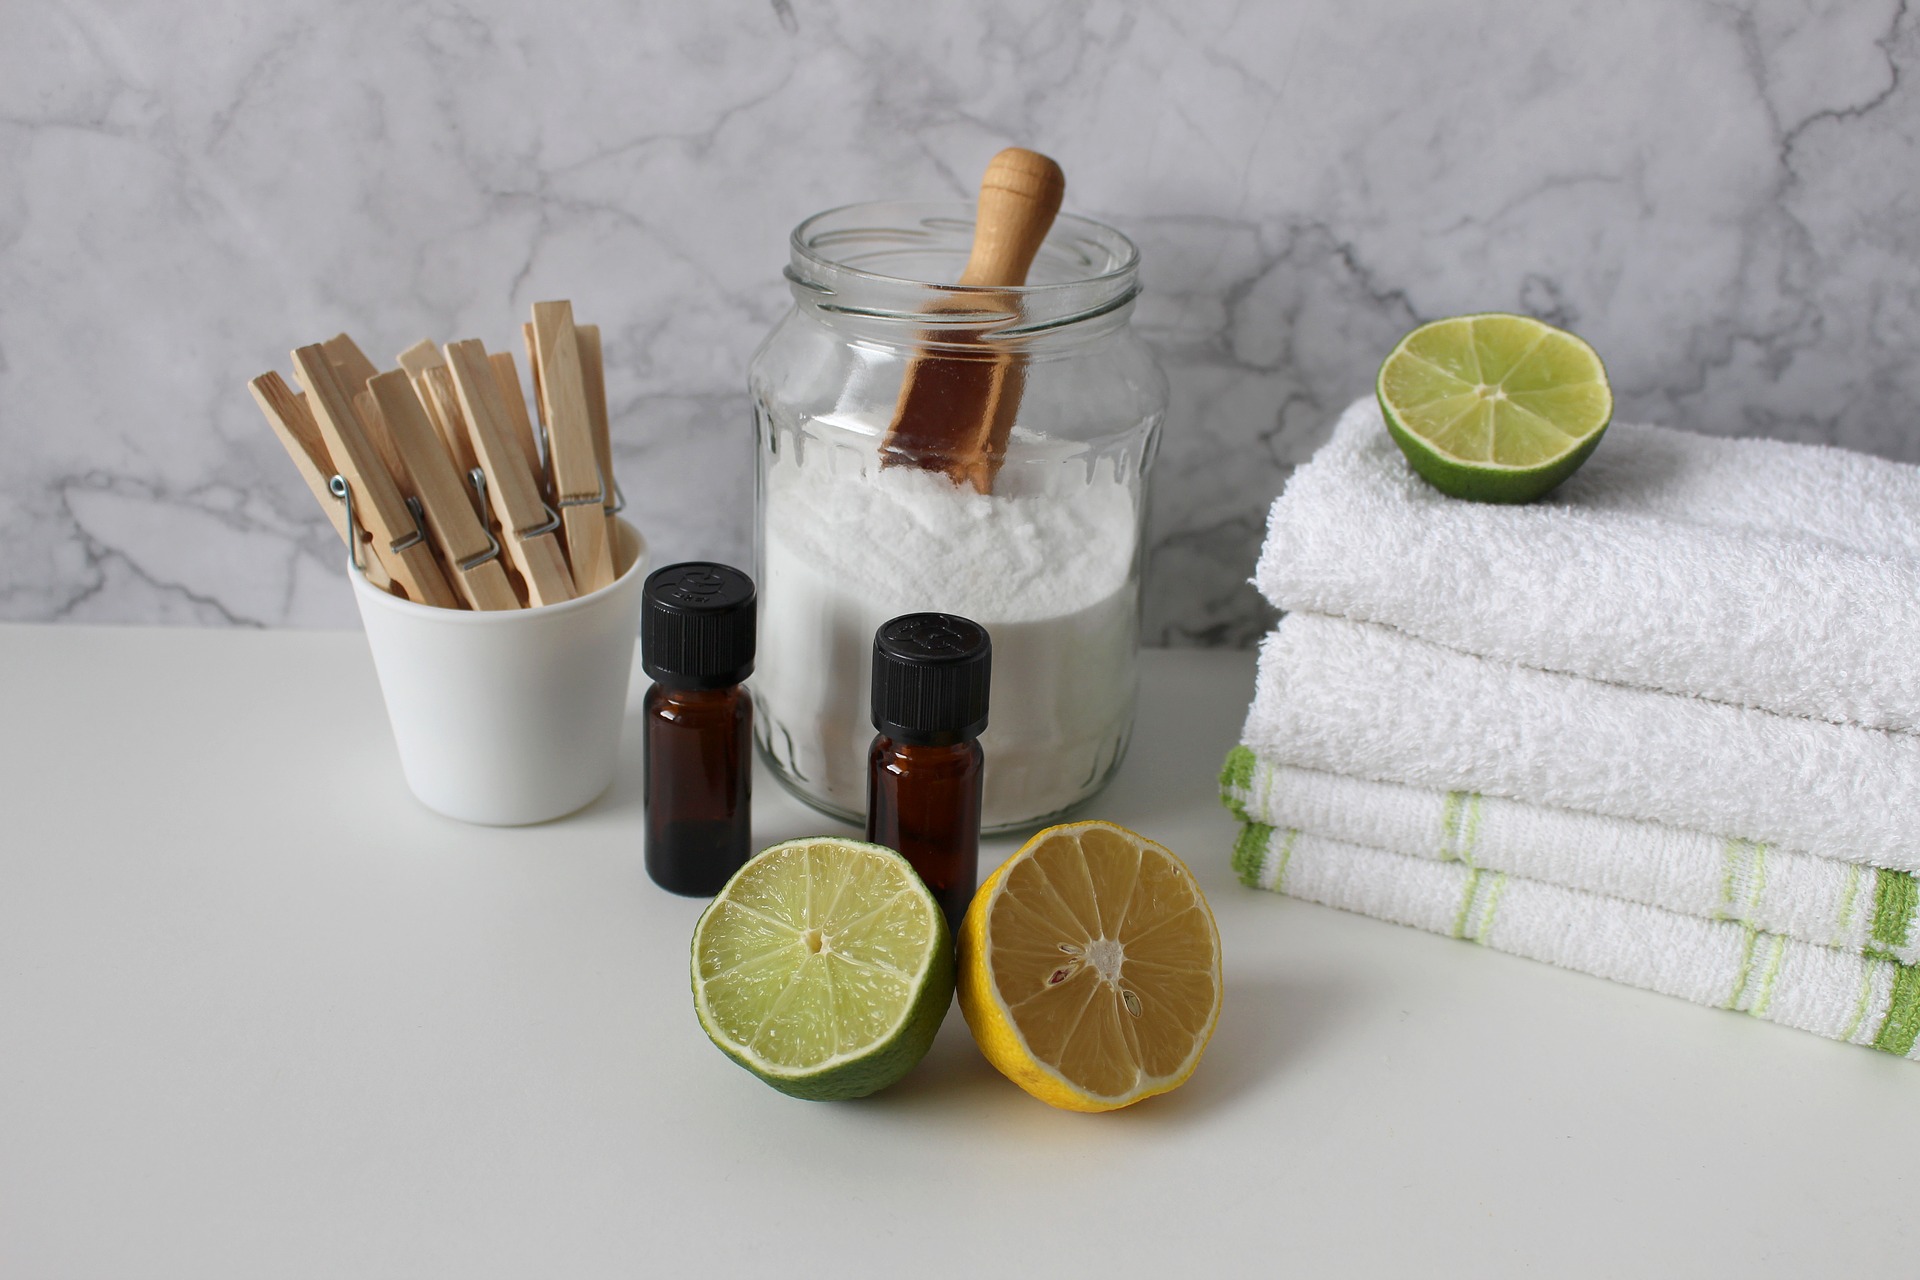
3, 624, 1914, 1277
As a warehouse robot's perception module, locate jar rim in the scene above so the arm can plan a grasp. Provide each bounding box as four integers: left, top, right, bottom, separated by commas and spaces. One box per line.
786, 200, 1141, 335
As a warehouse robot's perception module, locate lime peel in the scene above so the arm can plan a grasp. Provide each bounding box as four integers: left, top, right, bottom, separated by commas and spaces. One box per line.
691, 837, 954, 1101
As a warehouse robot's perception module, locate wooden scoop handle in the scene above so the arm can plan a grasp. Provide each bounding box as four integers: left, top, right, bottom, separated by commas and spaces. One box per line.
957, 148, 1065, 288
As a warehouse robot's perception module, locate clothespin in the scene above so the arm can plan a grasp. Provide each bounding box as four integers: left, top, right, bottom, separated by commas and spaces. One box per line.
488, 350, 546, 488
247, 371, 393, 591
520, 322, 552, 504
575, 324, 621, 517
321, 333, 410, 492
398, 339, 480, 484
322, 332, 380, 390
444, 339, 577, 606
368, 371, 520, 611
292, 345, 459, 608
529, 301, 615, 592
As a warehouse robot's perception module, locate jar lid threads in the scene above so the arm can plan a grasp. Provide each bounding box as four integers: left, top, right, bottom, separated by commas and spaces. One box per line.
870, 613, 992, 746
642, 562, 756, 689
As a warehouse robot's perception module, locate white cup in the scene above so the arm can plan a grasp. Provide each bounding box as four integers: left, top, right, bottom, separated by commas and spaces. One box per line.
348, 519, 649, 825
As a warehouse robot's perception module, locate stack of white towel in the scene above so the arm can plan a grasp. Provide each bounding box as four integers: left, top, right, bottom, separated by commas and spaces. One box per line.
1226, 397, 1920, 1059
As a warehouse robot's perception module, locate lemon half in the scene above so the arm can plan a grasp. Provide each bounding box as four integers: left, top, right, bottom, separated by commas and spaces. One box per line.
957, 821, 1223, 1112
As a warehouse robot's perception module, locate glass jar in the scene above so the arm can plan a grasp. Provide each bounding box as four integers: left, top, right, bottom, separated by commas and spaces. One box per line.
748, 201, 1167, 834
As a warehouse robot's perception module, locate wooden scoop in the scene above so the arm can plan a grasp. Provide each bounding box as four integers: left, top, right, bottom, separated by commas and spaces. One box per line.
879, 147, 1065, 494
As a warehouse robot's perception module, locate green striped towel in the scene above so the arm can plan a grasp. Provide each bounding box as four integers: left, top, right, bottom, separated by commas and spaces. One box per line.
1227, 814, 1920, 1060
1222, 747, 1920, 966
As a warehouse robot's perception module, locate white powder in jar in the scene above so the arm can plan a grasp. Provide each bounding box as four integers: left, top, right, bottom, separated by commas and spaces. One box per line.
755, 436, 1140, 831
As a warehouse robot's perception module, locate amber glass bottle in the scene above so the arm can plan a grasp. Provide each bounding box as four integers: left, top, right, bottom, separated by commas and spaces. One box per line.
865, 612, 991, 935
642, 562, 756, 897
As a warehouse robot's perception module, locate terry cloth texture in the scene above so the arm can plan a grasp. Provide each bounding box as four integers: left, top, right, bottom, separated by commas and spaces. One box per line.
1240, 613, 1920, 873
1227, 815, 1920, 1060
1256, 398, 1920, 734
1221, 748, 1920, 966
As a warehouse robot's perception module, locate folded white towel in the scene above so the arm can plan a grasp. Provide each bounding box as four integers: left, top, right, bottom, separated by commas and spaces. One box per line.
1257, 399, 1920, 733
1230, 819, 1920, 1060
1242, 613, 1920, 871
1221, 748, 1920, 965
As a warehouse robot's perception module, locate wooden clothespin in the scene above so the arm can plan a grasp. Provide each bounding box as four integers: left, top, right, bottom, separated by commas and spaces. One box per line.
444, 339, 577, 606
321, 333, 410, 492
247, 371, 393, 591
397, 339, 482, 488
521, 322, 554, 504
425, 365, 477, 480
487, 351, 546, 489
368, 371, 520, 611
322, 332, 379, 390
292, 345, 459, 608
529, 301, 615, 592
575, 324, 619, 517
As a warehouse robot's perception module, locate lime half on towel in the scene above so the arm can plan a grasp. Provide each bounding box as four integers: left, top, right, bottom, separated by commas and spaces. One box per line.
1377, 313, 1612, 503
691, 837, 953, 1100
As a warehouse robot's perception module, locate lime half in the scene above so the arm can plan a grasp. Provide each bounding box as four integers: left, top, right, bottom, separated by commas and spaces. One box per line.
692, 837, 954, 1100
1377, 313, 1612, 503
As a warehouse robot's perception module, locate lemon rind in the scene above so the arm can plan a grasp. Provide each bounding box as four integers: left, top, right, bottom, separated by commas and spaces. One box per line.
967, 820, 1225, 1110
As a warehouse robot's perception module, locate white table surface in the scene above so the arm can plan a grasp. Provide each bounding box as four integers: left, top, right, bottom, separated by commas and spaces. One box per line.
3, 623, 1915, 1277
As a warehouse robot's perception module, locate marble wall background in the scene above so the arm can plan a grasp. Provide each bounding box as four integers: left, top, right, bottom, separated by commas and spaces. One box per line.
3, 0, 1916, 644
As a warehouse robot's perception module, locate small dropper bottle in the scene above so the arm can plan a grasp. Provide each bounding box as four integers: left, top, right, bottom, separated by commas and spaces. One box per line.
641, 562, 756, 897
866, 612, 992, 935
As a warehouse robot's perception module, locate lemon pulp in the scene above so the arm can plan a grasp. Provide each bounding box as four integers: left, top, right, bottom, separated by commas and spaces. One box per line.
958, 820, 1223, 1111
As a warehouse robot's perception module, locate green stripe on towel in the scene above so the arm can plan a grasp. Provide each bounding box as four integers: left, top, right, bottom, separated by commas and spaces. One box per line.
1269, 830, 1300, 893
1873, 964, 1920, 1057
1440, 792, 1464, 861
1841, 965, 1879, 1044
1451, 868, 1483, 940
1869, 871, 1919, 962
1749, 935, 1789, 1019
1226, 819, 1920, 1061
1835, 863, 1865, 947
1232, 821, 1275, 889
1220, 746, 1257, 812
1727, 927, 1761, 1010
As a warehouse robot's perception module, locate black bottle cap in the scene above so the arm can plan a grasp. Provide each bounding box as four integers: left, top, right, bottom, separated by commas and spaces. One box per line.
870, 612, 991, 746
642, 562, 756, 689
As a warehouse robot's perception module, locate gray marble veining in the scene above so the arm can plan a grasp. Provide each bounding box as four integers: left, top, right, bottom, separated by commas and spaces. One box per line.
3, 0, 1916, 643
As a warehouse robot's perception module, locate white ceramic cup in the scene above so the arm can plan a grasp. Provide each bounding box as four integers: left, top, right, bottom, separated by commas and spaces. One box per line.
348, 519, 649, 825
